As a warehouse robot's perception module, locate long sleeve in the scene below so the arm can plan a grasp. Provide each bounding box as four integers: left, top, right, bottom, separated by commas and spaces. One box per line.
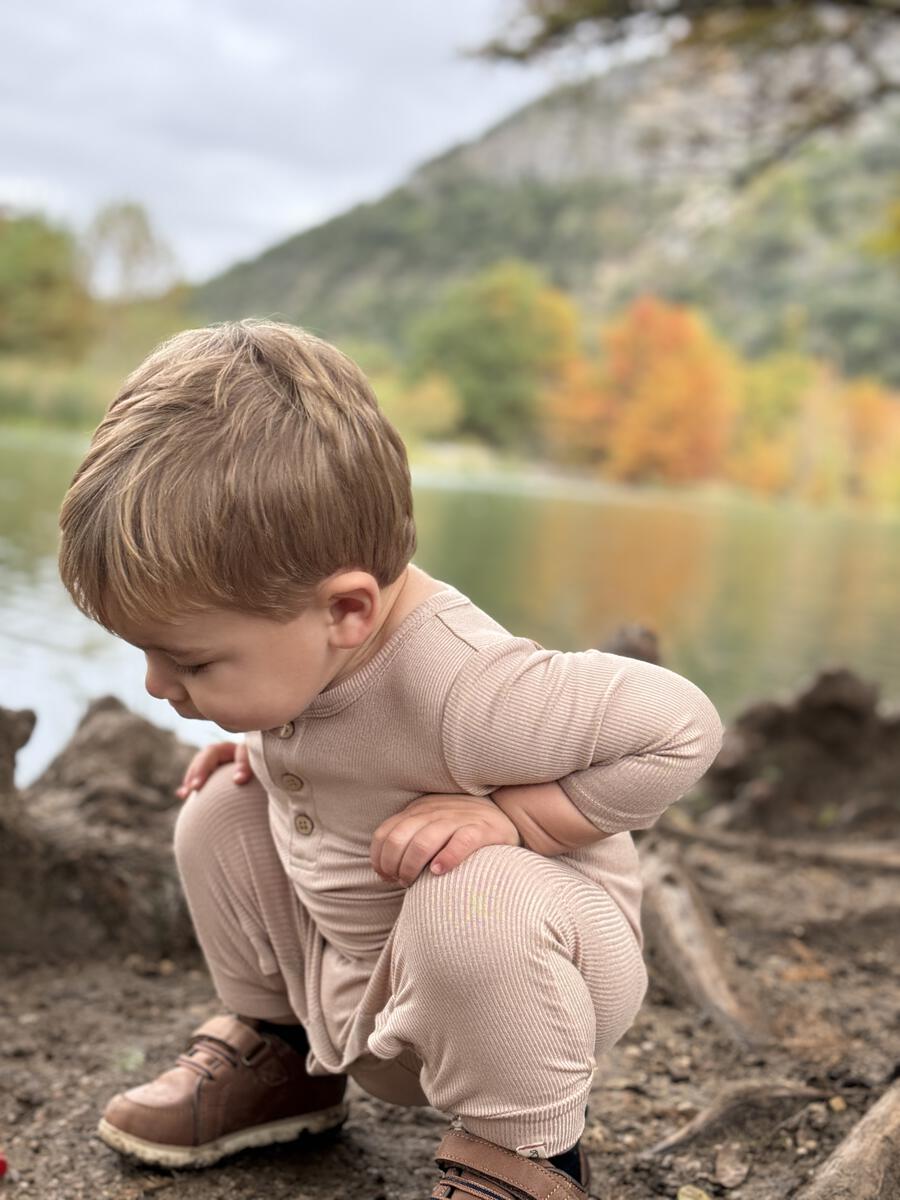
441, 637, 725, 835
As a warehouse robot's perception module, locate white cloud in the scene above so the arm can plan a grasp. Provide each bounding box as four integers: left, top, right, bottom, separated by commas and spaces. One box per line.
1, 0, 580, 282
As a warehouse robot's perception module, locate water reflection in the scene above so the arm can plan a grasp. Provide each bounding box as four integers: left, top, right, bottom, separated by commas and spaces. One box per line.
3, 429, 900, 787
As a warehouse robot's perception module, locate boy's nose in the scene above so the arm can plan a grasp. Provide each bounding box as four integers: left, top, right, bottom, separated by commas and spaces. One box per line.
144, 659, 189, 703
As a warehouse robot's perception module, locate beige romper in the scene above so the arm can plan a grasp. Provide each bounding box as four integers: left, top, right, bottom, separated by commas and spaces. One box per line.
174, 581, 724, 1155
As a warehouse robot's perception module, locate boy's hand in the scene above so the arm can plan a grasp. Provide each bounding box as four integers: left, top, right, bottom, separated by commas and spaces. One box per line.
175, 741, 253, 799
371, 793, 522, 887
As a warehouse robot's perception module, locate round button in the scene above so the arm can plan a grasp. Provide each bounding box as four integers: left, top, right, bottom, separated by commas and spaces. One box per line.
294, 812, 314, 836
281, 773, 304, 792
277, 722, 295, 739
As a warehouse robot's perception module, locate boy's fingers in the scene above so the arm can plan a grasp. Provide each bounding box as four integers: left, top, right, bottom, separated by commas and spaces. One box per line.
176, 741, 239, 796
369, 812, 407, 877
392, 822, 455, 886
233, 742, 253, 783
372, 818, 428, 881
427, 825, 485, 878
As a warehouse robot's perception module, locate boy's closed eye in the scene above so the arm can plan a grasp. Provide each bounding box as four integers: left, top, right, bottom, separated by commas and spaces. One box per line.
172, 662, 212, 676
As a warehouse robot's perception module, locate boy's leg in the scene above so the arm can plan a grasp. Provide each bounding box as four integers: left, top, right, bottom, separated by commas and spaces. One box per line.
98, 767, 348, 1167
172, 765, 310, 1023
367, 844, 648, 1159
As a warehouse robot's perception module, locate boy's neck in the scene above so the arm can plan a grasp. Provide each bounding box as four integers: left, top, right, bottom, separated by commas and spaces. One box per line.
325, 565, 444, 689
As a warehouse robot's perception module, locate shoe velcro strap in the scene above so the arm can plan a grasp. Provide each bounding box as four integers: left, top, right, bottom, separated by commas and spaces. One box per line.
431, 1171, 516, 1200
434, 1130, 582, 1200
189, 1015, 267, 1062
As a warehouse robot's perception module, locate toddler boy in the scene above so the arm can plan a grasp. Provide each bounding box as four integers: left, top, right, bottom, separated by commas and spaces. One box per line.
58, 320, 724, 1198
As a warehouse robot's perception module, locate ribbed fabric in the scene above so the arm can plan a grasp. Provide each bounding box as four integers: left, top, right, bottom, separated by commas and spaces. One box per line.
174, 579, 724, 1156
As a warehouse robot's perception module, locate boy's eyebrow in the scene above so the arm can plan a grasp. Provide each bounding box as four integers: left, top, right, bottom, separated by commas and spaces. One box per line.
139, 643, 211, 658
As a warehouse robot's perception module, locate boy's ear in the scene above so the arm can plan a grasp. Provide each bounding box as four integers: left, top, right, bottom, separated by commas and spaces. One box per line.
320, 570, 380, 648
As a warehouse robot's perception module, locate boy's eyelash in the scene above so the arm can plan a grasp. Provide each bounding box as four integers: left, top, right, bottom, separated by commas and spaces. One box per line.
172, 662, 209, 676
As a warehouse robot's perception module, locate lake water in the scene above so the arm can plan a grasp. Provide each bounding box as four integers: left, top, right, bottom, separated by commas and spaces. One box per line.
4, 426, 900, 787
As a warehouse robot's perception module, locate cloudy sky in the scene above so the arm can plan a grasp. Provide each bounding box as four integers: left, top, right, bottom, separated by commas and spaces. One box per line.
1, 1, 599, 284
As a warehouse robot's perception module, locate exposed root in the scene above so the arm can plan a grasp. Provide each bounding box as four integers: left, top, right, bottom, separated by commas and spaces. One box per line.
644, 1081, 830, 1156
794, 1079, 900, 1199
641, 842, 771, 1045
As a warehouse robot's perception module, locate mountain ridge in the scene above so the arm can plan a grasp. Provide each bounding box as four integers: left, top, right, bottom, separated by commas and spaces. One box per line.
192, 46, 900, 384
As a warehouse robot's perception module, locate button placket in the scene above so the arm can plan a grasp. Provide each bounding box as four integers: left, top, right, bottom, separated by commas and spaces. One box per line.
293, 812, 314, 836
268, 721, 317, 863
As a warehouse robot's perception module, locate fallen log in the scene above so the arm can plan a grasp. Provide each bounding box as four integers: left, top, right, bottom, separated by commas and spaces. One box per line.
640, 841, 771, 1046
794, 1080, 900, 1199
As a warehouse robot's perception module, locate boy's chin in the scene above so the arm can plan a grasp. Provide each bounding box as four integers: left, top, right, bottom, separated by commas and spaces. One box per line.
171, 708, 247, 733
214, 719, 257, 734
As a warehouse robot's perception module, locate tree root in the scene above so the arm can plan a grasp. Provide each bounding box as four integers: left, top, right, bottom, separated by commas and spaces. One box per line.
644, 1081, 830, 1156
657, 810, 900, 872
794, 1080, 900, 1199
640, 842, 771, 1045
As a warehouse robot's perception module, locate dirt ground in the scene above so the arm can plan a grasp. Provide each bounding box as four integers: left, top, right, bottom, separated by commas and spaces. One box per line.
2, 669, 899, 1199
2, 833, 898, 1200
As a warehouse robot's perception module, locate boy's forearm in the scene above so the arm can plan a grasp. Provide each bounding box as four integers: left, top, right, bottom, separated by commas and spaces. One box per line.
490, 781, 612, 856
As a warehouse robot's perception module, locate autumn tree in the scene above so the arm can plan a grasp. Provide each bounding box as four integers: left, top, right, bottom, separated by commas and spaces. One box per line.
408, 260, 580, 451
541, 354, 609, 466
589, 296, 739, 484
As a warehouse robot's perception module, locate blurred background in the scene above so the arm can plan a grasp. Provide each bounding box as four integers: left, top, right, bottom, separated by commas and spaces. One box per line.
3, 0, 900, 783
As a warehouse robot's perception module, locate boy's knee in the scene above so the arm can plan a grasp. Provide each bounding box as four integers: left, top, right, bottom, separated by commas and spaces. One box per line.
174, 764, 267, 868
400, 844, 551, 961
596, 955, 649, 1053
405, 843, 533, 910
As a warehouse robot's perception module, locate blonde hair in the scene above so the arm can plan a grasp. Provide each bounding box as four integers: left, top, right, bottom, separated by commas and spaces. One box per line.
59, 319, 417, 628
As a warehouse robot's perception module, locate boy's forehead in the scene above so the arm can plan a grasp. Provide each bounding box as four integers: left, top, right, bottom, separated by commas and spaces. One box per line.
119, 629, 214, 657
108, 607, 217, 655
110, 605, 282, 653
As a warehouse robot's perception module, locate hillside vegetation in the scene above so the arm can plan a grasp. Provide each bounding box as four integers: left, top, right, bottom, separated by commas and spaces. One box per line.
192, 48, 900, 387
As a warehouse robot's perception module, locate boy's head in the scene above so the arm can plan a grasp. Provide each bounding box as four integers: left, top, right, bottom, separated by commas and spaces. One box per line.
59, 318, 416, 629
58, 319, 418, 730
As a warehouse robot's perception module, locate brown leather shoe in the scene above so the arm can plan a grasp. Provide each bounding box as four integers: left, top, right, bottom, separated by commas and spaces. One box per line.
430, 1127, 593, 1199
97, 1015, 348, 1168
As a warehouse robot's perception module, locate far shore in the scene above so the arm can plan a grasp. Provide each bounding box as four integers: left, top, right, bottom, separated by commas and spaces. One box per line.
3, 419, 898, 525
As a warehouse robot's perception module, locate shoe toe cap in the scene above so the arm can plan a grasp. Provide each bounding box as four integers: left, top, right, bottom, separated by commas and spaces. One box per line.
102, 1075, 195, 1146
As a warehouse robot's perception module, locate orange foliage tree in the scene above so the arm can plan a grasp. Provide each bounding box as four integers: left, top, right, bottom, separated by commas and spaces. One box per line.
540, 354, 609, 465
554, 295, 740, 484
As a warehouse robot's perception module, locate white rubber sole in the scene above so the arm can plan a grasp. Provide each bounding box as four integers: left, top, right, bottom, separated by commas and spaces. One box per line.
96, 1102, 349, 1168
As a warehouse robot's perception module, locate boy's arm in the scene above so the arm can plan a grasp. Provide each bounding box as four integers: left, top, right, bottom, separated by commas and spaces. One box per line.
442, 638, 725, 840
489, 780, 612, 856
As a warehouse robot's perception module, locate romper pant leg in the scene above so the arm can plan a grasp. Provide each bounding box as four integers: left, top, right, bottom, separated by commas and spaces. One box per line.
173, 767, 429, 1105
367, 844, 648, 1157
173, 766, 311, 1023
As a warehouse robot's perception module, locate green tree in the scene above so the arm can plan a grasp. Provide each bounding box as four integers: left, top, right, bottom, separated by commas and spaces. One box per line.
0, 211, 95, 358
408, 260, 579, 451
